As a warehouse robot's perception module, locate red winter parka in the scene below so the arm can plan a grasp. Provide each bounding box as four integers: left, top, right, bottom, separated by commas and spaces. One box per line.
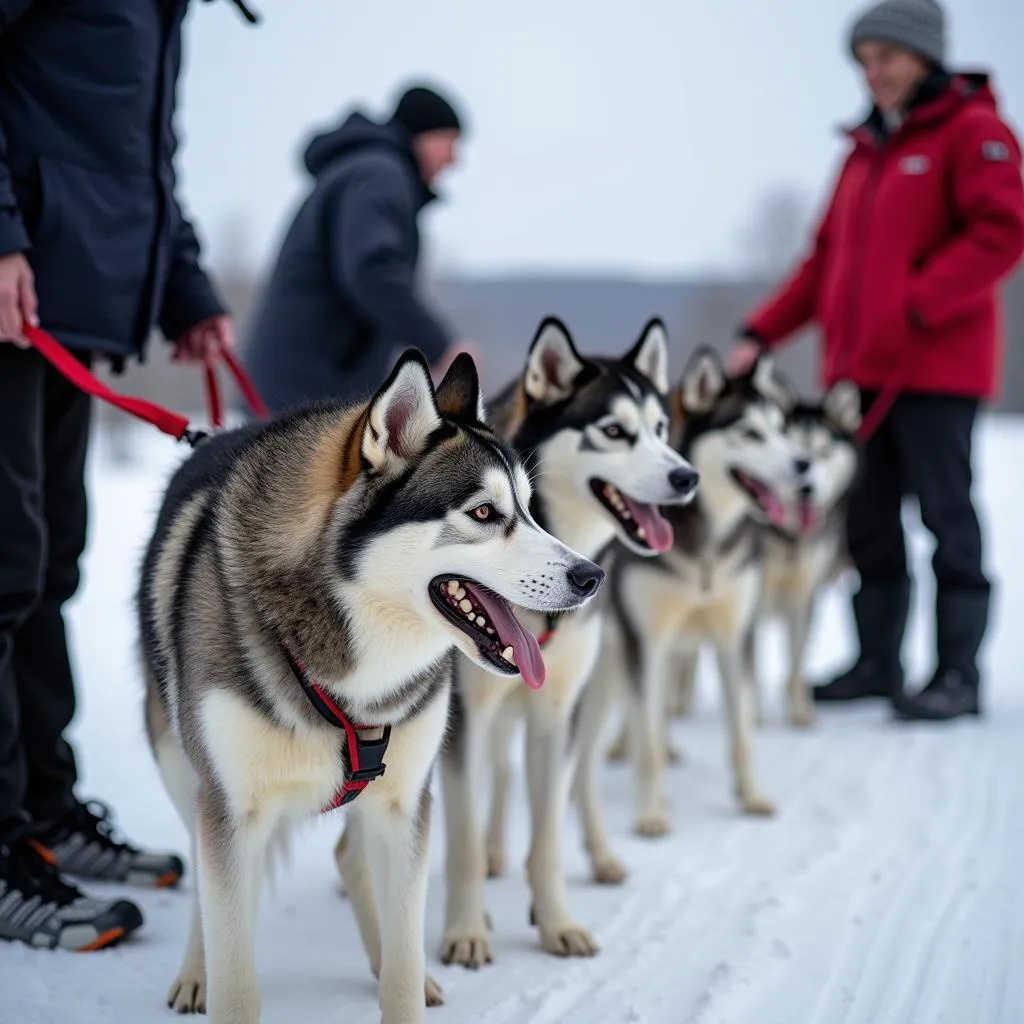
744, 72, 1024, 400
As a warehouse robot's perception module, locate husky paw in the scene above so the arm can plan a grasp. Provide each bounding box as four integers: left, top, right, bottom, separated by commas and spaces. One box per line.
788, 704, 815, 729
634, 811, 671, 837
486, 848, 505, 878
591, 853, 627, 885
740, 792, 776, 816
167, 969, 206, 1014
439, 927, 492, 969
425, 974, 444, 1007
537, 920, 600, 958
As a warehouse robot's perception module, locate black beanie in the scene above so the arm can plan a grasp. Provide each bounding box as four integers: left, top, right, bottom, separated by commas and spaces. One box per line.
390, 84, 463, 136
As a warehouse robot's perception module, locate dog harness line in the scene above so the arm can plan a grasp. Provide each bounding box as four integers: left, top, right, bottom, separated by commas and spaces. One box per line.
280, 643, 391, 813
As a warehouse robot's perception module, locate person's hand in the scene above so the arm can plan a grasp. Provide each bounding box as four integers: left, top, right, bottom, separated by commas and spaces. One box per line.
0, 252, 38, 347
171, 314, 235, 365
432, 340, 481, 380
727, 338, 761, 375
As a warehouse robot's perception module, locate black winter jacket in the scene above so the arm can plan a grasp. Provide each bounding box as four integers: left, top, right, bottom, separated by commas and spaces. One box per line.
0, 0, 251, 359
243, 112, 454, 412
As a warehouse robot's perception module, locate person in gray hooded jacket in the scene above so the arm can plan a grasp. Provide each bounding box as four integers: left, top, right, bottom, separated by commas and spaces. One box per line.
244, 82, 471, 412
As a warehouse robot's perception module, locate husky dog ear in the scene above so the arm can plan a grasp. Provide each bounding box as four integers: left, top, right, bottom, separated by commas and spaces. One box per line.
624, 317, 670, 395
679, 346, 726, 414
523, 317, 587, 404
823, 379, 862, 436
362, 350, 443, 471
747, 350, 795, 412
435, 351, 487, 424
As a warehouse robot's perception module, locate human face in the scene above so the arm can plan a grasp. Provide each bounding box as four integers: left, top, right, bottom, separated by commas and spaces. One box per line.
854, 40, 930, 112
413, 129, 460, 186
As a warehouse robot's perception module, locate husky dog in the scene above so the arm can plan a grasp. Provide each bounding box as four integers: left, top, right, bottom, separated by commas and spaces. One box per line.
572, 347, 804, 883
136, 350, 604, 1024
742, 379, 863, 727
435, 317, 698, 967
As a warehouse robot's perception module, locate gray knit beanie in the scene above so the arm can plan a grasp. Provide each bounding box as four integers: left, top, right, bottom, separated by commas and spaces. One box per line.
849, 0, 947, 67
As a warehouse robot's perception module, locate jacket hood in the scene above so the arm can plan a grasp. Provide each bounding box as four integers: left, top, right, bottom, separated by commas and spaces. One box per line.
302, 111, 410, 175
842, 70, 1000, 144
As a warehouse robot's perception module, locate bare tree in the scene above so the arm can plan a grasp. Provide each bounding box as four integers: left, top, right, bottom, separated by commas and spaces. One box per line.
737, 184, 812, 278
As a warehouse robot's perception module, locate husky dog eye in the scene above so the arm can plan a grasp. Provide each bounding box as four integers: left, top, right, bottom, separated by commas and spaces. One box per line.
741, 426, 765, 442
655, 419, 668, 439
603, 424, 626, 440
468, 502, 498, 522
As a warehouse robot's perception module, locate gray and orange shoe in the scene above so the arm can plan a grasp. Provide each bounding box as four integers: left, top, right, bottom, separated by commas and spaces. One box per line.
34, 799, 184, 890
0, 822, 143, 951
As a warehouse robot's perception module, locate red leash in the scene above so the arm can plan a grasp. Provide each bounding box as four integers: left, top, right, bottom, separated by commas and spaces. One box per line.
22, 323, 268, 444
855, 375, 902, 444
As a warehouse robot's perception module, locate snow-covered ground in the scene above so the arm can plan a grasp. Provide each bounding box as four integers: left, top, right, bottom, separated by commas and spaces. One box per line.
7, 413, 1024, 1024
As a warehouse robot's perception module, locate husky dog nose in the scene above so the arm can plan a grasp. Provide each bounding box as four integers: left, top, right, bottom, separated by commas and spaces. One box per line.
668, 466, 699, 497
799, 483, 814, 498
567, 561, 605, 598
794, 457, 812, 474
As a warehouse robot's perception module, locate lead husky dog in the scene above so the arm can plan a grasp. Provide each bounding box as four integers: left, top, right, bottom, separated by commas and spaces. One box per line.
571, 347, 804, 883
137, 350, 604, 1024
741, 379, 863, 727
434, 317, 698, 967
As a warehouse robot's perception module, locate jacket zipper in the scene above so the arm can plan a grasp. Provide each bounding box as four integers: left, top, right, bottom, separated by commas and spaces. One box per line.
837, 140, 885, 380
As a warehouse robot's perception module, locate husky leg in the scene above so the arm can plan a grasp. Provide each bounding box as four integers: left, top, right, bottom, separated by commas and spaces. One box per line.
366, 786, 437, 1024
334, 814, 384, 977
484, 706, 519, 879
631, 641, 673, 837
440, 689, 500, 968
196, 789, 276, 1024
668, 648, 699, 720
524, 693, 598, 957
741, 624, 767, 728
784, 597, 817, 728
713, 638, 775, 816
152, 732, 206, 1014
572, 665, 627, 885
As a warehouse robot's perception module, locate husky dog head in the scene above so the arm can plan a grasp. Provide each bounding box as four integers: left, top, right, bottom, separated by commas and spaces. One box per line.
337, 349, 604, 690
503, 317, 699, 557
671, 346, 803, 529
783, 379, 863, 534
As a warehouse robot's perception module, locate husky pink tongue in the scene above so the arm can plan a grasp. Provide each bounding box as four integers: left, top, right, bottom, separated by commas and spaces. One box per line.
463, 584, 546, 689
798, 500, 818, 532
621, 495, 674, 552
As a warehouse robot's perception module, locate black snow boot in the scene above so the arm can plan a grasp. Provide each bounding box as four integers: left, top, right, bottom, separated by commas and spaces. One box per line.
813, 580, 910, 702
893, 586, 988, 722
0, 815, 143, 951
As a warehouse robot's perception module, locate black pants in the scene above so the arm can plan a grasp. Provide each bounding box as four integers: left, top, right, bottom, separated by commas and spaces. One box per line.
0, 345, 91, 827
847, 390, 988, 592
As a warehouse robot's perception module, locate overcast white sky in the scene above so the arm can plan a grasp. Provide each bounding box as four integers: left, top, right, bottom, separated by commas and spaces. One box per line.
173, 0, 1024, 279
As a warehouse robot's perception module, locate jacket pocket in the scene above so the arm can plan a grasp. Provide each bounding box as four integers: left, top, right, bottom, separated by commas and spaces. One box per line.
29, 157, 158, 350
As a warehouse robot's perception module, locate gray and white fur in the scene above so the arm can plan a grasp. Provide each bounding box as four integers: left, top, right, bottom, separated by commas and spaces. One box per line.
436, 317, 699, 967
572, 346, 807, 887
136, 350, 603, 1024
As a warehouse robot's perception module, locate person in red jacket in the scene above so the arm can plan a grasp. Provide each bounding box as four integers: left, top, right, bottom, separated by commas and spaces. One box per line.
730, 0, 1024, 721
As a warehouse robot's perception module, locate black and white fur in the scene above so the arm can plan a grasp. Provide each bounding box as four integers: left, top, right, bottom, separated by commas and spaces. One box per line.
437, 318, 699, 967
136, 351, 603, 1024
571, 347, 806, 886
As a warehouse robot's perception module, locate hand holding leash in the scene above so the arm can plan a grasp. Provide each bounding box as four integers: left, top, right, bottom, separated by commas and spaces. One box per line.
0, 253, 38, 347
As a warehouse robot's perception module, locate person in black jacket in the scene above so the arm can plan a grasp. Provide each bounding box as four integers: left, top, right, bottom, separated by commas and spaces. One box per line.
244, 82, 474, 412
0, 0, 255, 951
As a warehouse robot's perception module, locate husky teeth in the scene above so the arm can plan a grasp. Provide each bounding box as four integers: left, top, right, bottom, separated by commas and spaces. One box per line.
459, 599, 472, 613
446, 580, 460, 596
636, 526, 647, 539
477, 617, 487, 628
455, 587, 467, 601
501, 646, 516, 666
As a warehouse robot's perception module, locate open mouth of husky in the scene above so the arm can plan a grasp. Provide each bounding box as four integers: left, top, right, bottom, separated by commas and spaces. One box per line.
588, 479, 673, 552
729, 468, 788, 528
797, 493, 819, 533
429, 577, 545, 689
